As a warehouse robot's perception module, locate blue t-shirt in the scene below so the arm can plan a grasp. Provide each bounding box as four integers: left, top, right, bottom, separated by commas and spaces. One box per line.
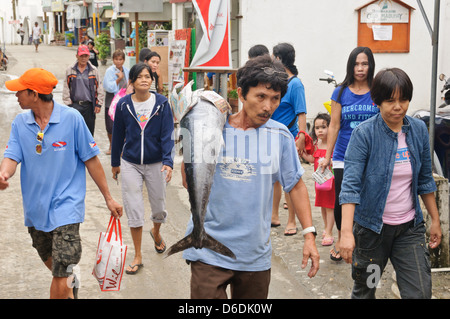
331, 86, 378, 162
271, 76, 307, 137
182, 118, 304, 271
4, 102, 100, 232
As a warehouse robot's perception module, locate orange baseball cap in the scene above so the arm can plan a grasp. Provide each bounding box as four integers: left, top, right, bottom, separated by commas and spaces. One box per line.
5, 68, 58, 94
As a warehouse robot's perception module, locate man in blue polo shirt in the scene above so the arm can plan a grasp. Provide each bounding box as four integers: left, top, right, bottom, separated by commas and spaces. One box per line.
0, 68, 123, 299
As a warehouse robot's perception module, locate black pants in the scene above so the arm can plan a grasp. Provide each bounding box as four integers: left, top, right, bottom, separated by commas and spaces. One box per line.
333, 168, 344, 230
71, 102, 95, 136
351, 221, 431, 299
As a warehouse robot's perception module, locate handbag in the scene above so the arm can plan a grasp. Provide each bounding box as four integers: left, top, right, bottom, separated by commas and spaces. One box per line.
92, 216, 127, 292
315, 176, 334, 191
108, 88, 127, 121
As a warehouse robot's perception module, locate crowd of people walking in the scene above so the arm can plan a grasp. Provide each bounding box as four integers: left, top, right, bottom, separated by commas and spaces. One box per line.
0, 40, 442, 300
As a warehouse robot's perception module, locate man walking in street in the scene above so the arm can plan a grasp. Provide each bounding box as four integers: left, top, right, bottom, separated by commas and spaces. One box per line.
63, 45, 104, 136
31, 22, 41, 52
0, 68, 123, 299
17, 23, 25, 45
180, 55, 320, 298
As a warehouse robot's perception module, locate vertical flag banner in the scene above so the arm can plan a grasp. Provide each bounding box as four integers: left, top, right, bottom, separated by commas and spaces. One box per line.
190, 0, 231, 69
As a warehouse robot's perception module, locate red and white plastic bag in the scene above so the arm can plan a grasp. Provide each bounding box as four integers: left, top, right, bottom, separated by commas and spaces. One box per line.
92, 216, 127, 291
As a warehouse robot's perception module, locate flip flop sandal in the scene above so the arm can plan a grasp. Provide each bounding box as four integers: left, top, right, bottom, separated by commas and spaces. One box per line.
322, 236, 334, 246
150, 229, 166, 253
126, 263, 144, 275
271, 223, 281, 227
330, 246, 343, 261
284, 227, 298, 236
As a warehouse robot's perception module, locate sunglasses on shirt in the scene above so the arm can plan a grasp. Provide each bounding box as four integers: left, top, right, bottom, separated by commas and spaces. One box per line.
36, 131, 44, 155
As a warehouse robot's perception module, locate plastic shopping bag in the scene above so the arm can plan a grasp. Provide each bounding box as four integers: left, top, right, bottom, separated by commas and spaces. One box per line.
170, 80, 202, 123
92, 216, 127, 291
108, 88, 127, 121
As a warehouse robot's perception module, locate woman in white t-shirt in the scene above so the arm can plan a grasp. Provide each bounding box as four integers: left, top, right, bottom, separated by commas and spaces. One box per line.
111, 63, 174, 275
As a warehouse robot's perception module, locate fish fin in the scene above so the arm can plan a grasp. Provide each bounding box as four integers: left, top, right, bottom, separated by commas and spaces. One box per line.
165, 234, 194, 257
166, 233, 236, 260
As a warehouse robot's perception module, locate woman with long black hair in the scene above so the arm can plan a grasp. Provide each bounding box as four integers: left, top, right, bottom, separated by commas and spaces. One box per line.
319, 46, 378, 261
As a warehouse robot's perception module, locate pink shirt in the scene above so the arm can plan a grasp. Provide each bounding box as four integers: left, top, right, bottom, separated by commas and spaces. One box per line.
383, 131, 415, 225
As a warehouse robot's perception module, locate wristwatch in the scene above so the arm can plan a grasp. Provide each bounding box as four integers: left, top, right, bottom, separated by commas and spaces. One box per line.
301, 226, 317, 237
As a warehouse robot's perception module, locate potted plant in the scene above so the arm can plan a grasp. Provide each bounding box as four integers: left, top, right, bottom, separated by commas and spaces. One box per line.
66, 32, 74, 47
95, 32, 110, 65
227, 89, 239, 113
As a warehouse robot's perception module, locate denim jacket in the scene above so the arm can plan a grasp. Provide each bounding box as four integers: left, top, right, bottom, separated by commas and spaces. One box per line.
339, 113, 436, 234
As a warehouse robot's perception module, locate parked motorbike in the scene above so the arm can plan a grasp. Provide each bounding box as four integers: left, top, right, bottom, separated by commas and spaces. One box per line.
0, 48, 8, 71
413, 73, 450, 178
319, 70, 338, 113
438, 73, 450, 108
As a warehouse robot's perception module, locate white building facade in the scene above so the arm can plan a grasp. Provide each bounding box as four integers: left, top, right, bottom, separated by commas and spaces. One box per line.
0, 0, 46, 46
172, 0, 450, 119
1, 0, 449, 118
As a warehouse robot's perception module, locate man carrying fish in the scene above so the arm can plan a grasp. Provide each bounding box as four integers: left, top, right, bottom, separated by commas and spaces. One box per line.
172, 55, 319, 298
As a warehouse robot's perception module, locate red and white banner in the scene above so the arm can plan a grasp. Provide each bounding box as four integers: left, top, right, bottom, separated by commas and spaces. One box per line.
190, 0, 232, 69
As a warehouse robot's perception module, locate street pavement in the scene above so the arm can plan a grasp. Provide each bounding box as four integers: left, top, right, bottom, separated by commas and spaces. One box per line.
0, 43, 448, 301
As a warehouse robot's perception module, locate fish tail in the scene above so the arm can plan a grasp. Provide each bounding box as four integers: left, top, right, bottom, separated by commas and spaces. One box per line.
203, 233, 236, 259
165, 234, 194, 257
166, 233, 236, 259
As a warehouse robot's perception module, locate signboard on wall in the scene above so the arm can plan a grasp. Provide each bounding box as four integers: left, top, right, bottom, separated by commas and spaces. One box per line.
175, 28, 192, 87
117, 0, 163, 13
356, 0, 414, 53
189, 0, 232, 69
51, 0, 64, 12
360, 1, 410, 23
169, 40, 187, 89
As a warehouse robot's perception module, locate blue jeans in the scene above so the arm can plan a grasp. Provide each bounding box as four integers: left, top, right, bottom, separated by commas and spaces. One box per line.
351, 220, 431, 299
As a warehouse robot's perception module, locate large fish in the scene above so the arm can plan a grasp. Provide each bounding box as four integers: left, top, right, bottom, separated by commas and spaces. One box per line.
166, 91, 235, 259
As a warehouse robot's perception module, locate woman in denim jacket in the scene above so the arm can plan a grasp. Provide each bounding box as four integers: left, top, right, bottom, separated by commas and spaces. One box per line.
339, 68, 442, 299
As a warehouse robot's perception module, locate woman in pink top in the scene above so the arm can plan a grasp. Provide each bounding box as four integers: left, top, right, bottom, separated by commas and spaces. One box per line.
339, 68, 442, 299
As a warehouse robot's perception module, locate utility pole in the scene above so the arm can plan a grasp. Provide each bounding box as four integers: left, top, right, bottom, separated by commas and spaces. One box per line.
417, 0, 441, 166
12, 0, 17, 20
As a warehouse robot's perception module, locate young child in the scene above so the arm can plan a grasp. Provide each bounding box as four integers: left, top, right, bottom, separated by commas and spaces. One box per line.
302, 113, 335, 246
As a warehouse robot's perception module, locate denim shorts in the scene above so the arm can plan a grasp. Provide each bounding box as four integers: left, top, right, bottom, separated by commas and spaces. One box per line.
28, 223, 82, 278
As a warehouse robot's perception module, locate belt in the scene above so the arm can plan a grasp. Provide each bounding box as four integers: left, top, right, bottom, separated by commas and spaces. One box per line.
74, 100, 92, 106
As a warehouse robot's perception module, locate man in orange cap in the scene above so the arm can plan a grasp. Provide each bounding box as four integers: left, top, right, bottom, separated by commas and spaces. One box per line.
63, 45, 104, 136
0, 68, 123, 299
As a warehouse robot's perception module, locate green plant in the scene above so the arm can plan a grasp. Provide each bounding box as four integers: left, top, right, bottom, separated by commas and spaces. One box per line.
95, 32, 110, 61
54, 32, 64, 41
138, 23, 149, 51
227, 89, 238, 99
66, 32, 74, 43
